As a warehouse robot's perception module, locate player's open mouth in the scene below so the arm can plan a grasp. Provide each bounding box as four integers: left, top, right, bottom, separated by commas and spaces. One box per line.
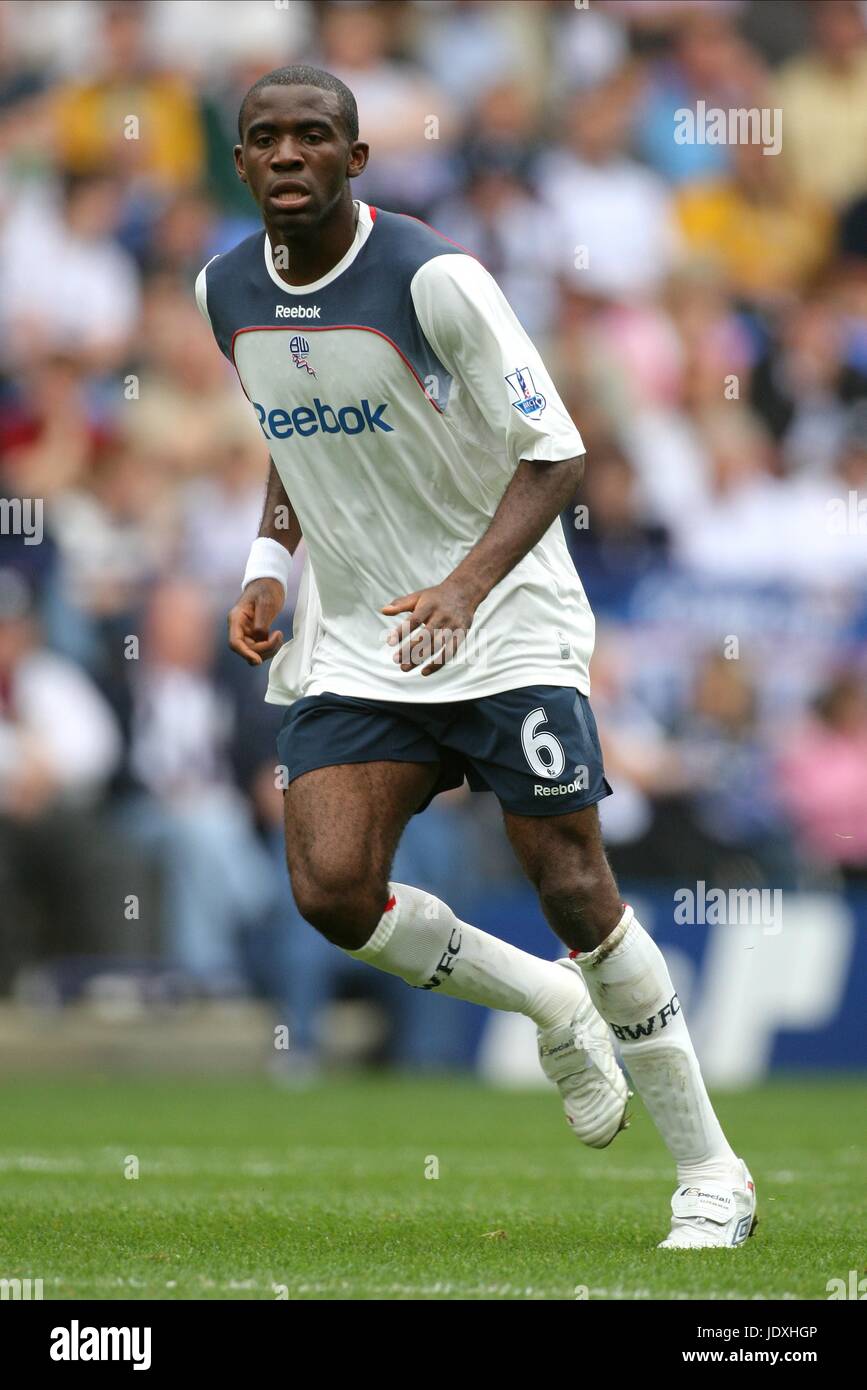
267, 185, 312, 209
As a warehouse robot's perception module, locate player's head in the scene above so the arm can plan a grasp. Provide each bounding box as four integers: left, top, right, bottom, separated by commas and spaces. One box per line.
235, 66, 368, 230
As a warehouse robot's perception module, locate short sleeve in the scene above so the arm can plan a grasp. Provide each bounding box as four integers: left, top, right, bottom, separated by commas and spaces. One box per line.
410, 253, 585, 469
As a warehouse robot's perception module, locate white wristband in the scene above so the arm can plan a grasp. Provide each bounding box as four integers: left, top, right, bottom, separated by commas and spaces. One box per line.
241, 537, 293, 599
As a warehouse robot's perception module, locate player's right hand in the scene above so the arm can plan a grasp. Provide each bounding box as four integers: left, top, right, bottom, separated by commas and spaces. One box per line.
227, 578, 284, 666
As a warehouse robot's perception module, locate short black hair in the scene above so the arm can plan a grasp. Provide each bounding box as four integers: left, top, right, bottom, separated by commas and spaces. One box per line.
238, 65, 359, 143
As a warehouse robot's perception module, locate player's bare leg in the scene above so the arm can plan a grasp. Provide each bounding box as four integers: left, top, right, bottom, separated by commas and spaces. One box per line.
503, 803, 757, 1249
283, 760, 627, 1146
284, 760, 434, 949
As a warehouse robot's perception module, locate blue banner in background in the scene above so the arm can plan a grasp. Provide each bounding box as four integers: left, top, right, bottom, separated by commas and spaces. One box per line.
470, 886, 867, 1088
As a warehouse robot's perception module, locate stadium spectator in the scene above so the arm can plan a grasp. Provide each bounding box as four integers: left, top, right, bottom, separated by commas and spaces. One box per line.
0, 567, 122, 988
776, 670, 867, 884
416, 0, 545, 113
108, 578, 277, 991
536, 66, 679, 302
670, 407, 786, 581
772, 0, 867, 209
750, 293, 867, 474
0, 353, 112, 500
636, 8, 767, 186
550, 1, 629, 95
0, 172, 140, 373
0, 568, 120, 812
314, 0, 455, 215
676, 139, 833, 307
122, 273, 254, 477
49, 438, 177, 629
666, 651, 797, 886
590, 633, 690, 878
564, 440, 671, 611
51, 0, 205, 194
430, 84, 558, 339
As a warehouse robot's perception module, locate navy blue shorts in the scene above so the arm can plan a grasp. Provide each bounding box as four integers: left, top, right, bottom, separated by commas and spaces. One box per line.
276, 685, 612, 817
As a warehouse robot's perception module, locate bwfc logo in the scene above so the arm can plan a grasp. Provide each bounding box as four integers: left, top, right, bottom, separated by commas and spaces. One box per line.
506, 366, 546, 420
420, 927, 462, 991
290, 334, 316, 377
611, 993, 680, 1041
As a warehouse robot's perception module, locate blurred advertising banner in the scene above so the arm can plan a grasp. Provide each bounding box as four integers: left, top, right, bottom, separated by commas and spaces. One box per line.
476, 887, 866, 1088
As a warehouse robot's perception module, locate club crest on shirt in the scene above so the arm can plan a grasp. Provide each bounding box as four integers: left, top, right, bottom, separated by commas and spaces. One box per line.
505, 366, 546, 419
290, 335, 316, 377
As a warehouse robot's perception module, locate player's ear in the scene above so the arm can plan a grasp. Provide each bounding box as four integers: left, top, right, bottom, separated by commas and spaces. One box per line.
346, 142, 369, 180
233, 145, 248, 185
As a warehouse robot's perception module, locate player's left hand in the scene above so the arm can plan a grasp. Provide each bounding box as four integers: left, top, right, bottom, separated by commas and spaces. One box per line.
381, 580, 479, 675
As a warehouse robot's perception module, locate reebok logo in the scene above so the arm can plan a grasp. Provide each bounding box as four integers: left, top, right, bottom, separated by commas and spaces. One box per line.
534, 776, 585, 797
253, 397, 393, 441
275, 304, 321, 318
611, 992, 680, 1041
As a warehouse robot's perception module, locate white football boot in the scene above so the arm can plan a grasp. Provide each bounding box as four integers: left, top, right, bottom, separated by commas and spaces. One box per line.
658, 1160, 757, 1249
537, 959, 630, 1149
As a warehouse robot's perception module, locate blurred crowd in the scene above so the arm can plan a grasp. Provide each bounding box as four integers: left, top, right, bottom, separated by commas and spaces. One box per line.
0, 0, 865, 1054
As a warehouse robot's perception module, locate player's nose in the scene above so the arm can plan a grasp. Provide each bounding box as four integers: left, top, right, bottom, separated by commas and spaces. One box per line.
269, 137, 306, 168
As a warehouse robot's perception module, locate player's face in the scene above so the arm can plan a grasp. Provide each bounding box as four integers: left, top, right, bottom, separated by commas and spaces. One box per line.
235, 85, 368, 231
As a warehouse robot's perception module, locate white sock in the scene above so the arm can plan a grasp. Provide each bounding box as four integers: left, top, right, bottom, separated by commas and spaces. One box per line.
575, 905, 739, 1186
346, 882, 584, 1032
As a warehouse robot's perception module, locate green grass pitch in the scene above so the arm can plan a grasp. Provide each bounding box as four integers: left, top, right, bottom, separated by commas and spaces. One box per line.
0, 1074, 863, 1301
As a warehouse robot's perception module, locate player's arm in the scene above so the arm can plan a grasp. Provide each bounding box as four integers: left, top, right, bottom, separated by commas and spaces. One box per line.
228, 458, 302, 666
384, 253, 586, 675
383, 453, 583, 673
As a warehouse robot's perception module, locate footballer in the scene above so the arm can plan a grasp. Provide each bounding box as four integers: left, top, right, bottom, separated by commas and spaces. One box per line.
195, 66, 756, 1250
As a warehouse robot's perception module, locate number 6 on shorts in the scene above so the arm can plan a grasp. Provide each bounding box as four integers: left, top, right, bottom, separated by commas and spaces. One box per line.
520, 706, 566, 779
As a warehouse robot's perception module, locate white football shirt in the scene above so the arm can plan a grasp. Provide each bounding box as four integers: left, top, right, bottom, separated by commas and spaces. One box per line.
196, 201, 593, 704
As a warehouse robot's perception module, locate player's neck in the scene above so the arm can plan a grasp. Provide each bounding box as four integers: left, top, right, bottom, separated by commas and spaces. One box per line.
265, 200, 360, 288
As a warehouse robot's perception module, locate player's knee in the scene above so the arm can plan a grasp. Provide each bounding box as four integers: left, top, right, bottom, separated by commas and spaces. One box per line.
291, 866, 386, 950
538, 861, 620, 950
